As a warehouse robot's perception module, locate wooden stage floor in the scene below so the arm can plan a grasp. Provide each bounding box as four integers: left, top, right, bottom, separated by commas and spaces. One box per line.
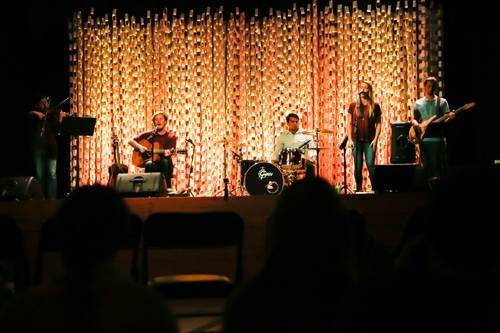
0, 192, 429, 282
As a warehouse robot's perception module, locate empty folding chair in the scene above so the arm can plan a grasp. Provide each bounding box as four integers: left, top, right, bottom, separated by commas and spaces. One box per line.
142, 212, 244, 317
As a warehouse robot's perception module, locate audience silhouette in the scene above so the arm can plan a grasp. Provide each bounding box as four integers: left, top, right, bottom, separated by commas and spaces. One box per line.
0, 185, 178, 333
355, 166, 500, 333
225, 177, 361, 333
2, 166, 497, 333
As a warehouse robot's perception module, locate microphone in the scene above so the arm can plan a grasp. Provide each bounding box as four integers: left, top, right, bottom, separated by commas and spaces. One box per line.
231, 150, 242, 161
339, 135, 348, 150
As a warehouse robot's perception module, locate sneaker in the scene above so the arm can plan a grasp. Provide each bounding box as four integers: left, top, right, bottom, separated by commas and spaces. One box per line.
166, 188, 176, 195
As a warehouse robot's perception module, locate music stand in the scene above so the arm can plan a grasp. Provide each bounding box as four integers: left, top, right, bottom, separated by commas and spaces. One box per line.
60, 116, 97, 188
339, 136, 354, 194
60, 116, 96, 136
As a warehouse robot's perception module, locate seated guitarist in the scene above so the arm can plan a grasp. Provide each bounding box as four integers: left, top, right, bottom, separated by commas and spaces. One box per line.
411, 76, 455, 188
128, 111, 177, 192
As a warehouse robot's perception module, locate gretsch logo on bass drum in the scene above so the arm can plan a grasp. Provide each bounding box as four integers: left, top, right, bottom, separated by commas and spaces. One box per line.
258, 167, 273, 180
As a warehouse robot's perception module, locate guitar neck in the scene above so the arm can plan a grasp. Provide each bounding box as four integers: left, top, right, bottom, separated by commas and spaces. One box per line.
113, 142, 121, 165
147, 148, 186, 155
150, 148, 172, 154
434, 105, 467, 124
114, 150, 121, 165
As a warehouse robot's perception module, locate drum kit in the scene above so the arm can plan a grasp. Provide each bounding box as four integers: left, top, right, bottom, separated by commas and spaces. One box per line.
220, 128, 334, 196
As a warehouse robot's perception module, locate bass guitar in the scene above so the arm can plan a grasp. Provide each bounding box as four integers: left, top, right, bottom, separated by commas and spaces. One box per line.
408, 102, 476, 145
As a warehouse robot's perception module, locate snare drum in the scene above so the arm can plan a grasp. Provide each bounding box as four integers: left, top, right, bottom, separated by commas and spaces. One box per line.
244, 162, 284, 195
282, 168, 307, 186
278, 148, 303, 170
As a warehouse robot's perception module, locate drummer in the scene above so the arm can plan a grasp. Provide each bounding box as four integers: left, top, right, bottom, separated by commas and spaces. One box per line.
272, 113, 316, 177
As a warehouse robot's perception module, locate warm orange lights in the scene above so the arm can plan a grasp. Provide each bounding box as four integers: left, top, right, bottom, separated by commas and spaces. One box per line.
69, 0, 442, 194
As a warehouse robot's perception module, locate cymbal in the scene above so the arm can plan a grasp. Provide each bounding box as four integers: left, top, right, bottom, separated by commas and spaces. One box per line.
307, 147, 330, 150
214, 137, 238, 144
300, 128, 335, 135
318, 128, 335, 134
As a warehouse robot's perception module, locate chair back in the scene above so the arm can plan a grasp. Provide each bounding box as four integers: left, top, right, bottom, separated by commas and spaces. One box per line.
0, 216, 30, 290
34, 214, 142, 284
142, 212, 244, 285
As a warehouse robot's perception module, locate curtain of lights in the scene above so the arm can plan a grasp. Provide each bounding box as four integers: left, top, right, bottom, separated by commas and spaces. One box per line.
68, 0, 443, 195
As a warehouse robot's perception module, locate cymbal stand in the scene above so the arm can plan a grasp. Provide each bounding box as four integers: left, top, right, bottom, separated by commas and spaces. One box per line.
314, 129, 321, 176
229, 149, 244, 196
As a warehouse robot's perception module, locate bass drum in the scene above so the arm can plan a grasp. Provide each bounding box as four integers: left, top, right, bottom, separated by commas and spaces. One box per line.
240, 159, 260, 186
244, 162, 284, 195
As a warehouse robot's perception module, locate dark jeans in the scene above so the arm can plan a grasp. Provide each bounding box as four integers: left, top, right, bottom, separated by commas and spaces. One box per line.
145, 157, 173, 188
420, 139, 446, 182
34, 148, 57, 199
353, 141, 375, 191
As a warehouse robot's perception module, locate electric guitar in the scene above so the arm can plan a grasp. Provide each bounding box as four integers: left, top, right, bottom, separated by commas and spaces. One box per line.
408, 102, 476, 145
108, 134, 129, 187
132, 138, 186, 168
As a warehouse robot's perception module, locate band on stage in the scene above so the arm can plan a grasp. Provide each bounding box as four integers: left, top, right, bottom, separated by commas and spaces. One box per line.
32, 76, 471, 197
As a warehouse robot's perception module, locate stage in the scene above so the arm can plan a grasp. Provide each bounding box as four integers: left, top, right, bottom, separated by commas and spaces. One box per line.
0, 192, 429, 282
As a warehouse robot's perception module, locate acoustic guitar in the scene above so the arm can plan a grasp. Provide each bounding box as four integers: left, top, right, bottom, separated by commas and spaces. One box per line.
108, 134, 129, 187
408, 102, 476, 145
132, 138, 186, 168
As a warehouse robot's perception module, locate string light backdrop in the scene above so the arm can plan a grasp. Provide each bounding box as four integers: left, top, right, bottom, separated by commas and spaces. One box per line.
68, 0, 443, 195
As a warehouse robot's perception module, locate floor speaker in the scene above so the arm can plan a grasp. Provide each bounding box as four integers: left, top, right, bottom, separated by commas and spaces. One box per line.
115, 173, 165, 197
0, 177, 44, 200
372, 164, 417, 192
391, 122, 415, 164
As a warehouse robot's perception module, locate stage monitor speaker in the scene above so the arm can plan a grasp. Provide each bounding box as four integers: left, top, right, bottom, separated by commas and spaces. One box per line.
372, 164, 416, 192
115, 173, 165, 197
0, 177, 44, 200
390, 122, 415, 164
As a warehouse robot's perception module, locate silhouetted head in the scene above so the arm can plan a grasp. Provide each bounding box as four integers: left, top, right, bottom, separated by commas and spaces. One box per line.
426, 166, 500, 273
266, 177, 352, 275
54, 185, 131, 269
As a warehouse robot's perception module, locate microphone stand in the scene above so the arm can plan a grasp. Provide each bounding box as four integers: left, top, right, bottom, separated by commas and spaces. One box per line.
181, 139, 196, 197
229, 149, 243, 196
213, 138, 231, 200
223, 140, 229, 200
339, 135, 353, 194
146, 130, 157, 164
